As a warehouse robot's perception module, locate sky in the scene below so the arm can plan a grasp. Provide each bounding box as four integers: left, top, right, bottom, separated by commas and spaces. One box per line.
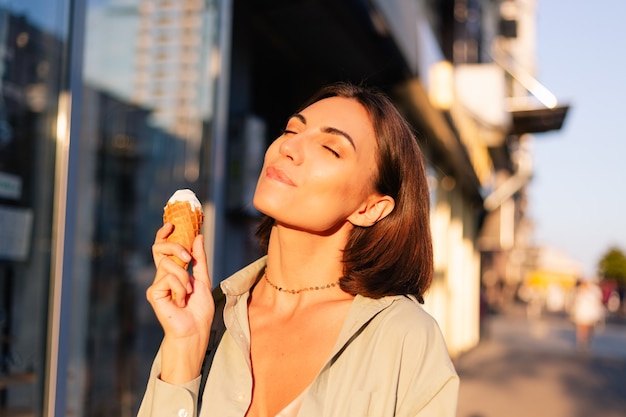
529, 1, 626, 277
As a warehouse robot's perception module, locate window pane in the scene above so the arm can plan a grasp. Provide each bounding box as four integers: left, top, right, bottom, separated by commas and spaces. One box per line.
0, 1, 69, 415
69, 0, 222, 415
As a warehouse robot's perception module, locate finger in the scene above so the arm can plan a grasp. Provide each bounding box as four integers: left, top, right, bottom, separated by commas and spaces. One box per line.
153, 223, 175, 267
153, 240, 191, 269
147, 271, 189, 308
156, 255, 191, 284
155, 222, 174, 243
191, 234, 211, 287
153, 242, 191, 263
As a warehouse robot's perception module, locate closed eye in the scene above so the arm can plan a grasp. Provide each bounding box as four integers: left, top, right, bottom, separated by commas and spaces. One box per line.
323, 145, 340, 158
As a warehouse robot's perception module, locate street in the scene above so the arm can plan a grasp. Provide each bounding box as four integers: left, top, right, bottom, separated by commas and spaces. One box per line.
455, 305, 626, 417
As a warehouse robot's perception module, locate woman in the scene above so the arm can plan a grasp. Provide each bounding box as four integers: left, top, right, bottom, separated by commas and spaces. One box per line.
572, 279, 604, 351
139, 82, 459, 416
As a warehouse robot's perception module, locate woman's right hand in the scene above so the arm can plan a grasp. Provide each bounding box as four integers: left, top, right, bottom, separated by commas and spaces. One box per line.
146, 223, 215, 383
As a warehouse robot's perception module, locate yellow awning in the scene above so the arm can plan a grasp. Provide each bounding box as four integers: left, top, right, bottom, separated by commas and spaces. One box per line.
525, 270, 577, 289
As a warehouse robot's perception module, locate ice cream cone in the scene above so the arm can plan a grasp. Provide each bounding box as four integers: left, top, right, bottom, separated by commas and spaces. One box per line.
163, 190, 204, 268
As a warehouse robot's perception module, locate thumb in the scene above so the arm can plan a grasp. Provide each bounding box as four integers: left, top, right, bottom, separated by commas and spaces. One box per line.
191, 234, 211, 287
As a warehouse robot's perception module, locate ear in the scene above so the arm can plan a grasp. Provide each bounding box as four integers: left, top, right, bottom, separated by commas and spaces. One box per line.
348, 194, 395, 227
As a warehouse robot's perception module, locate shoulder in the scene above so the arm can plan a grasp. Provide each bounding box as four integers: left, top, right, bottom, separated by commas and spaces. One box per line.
355, 295, 449, 352
347, 295, 458, 409
375, 297, 458, 382
376, 296, 443, 333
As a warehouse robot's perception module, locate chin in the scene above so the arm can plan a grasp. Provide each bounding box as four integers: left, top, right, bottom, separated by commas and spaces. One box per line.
251, 194, 274, 218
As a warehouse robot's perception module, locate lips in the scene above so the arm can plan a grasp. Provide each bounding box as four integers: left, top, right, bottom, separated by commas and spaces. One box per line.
266, 165, 295, 186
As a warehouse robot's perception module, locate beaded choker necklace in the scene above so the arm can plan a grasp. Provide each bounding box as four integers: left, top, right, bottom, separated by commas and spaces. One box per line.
263, 273, 340, 294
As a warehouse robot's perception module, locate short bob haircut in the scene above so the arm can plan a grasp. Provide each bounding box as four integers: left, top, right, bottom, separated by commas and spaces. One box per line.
255, 82, 433, 303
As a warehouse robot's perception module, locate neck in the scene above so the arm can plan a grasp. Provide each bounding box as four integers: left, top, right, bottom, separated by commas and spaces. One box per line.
264, 222, 351, 291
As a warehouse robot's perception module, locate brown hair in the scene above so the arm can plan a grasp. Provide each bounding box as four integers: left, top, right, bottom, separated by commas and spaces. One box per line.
255, 82, 433, 302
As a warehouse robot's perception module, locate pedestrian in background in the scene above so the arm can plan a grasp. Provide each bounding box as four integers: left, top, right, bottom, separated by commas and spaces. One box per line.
572, 279, 605, 351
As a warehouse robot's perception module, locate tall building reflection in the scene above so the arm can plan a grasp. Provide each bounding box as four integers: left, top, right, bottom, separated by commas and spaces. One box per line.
85, 0, 218, 183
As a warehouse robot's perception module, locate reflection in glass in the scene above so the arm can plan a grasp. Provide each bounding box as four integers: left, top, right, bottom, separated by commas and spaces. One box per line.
0, 1, 68, 415
69, 0, 222, 415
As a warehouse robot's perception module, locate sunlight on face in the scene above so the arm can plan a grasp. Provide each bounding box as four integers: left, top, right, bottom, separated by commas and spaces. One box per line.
253, 96, 381, 233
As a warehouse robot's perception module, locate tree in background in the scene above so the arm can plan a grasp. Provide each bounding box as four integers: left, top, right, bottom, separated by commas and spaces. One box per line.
597, 246, 626, 314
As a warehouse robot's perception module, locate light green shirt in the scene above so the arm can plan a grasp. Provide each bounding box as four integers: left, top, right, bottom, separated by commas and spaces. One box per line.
138, 257, 459, 417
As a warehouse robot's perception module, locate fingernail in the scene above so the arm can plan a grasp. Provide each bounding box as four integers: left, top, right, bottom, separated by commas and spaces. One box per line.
181, 251, 191, 261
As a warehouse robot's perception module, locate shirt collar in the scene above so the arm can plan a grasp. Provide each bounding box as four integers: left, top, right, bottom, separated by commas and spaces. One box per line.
219, 255, 267, 296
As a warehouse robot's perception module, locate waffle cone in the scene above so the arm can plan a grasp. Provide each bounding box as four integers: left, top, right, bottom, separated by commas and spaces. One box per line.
163, 201, 204, 268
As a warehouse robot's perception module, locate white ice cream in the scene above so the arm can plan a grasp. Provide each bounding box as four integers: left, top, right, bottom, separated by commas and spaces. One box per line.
166, 189, 202, 210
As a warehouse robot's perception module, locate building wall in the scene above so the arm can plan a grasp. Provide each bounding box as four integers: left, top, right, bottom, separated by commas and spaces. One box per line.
426, 174, 481, 357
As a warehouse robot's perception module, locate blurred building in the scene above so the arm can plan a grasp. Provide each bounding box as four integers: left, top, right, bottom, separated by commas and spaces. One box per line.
0, 0, 567, 415
521, 246, 583, 315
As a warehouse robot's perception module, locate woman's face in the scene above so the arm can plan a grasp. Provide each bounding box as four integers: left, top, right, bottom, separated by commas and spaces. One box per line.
253, 96, 383, 233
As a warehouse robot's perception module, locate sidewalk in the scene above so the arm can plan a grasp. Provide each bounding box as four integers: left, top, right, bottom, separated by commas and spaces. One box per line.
454, 305, 626, 417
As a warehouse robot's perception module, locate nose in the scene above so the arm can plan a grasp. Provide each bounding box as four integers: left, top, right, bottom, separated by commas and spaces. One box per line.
278, 132, 304, 164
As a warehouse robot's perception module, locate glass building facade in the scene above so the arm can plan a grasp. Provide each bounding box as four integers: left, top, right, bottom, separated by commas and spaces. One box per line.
1, 0, 228, 415
1, 0, 71, 415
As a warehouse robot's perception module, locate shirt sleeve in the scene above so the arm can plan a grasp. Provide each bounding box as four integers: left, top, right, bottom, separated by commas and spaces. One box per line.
137, 346, 202, 417
414, 374, 459, 417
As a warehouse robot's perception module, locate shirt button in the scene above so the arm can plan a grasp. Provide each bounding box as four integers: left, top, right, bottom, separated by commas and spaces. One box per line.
178, 409, 189, 417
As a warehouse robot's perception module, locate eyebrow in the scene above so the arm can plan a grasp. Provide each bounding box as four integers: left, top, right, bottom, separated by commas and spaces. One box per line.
288, 113, 357, 150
